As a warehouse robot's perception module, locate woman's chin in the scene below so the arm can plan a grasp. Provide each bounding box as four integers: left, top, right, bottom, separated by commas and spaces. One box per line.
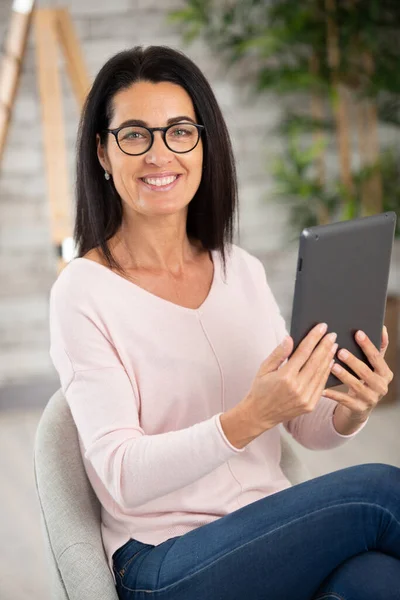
134, 195, 189, 216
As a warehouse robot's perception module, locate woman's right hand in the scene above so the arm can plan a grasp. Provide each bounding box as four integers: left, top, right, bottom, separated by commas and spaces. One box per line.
242, 323, 339, 433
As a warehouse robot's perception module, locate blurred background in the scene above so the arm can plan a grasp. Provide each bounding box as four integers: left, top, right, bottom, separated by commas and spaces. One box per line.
0, 0, 399, 598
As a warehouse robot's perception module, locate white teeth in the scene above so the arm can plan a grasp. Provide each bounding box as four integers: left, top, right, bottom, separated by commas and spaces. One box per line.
142, 175, 177, 186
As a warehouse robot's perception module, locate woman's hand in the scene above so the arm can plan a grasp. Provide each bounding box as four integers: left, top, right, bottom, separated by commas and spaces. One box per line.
322, 326, 394, 425
241, 323, 339, 434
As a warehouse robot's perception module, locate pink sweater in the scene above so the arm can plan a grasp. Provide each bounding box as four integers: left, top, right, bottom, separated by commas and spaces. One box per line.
49, 244, 367, 575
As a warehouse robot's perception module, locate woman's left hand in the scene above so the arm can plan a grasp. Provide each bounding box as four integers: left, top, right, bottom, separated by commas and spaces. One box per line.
322, 326, 394, 421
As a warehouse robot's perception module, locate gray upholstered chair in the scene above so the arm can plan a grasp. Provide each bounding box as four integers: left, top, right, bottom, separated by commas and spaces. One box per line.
34, 388, 311, 600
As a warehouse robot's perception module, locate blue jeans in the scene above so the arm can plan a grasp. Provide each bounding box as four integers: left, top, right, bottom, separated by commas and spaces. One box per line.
112, 463, 400, 599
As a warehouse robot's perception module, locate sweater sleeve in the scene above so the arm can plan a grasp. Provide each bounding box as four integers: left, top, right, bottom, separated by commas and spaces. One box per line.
49, 276, 244, 511
252, 256, 369, 450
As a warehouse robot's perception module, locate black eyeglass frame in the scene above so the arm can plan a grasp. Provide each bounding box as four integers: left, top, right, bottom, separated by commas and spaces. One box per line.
103, 122, 205, 156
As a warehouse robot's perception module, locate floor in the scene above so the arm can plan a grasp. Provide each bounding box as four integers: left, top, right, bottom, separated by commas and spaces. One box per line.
0, 379, 399, 600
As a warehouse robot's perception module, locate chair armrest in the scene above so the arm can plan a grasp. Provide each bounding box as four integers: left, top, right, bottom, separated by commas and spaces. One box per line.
58, 542, 119, 600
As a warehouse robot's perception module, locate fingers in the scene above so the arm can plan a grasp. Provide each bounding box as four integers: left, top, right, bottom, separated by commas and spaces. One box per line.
258, 336, 294, 377
288, 322, 328, 373
301, 332, 338, 397
331, 353, 393, 399
300, 331, 338, 379
335, 348, 390, 395
380, 325, 389, 354
354, 329, 390, 377
307, 341, 338, 405
329, 360, 379, 399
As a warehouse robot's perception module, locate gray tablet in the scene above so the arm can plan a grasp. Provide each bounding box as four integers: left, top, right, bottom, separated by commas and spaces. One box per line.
289, 211, 397, 388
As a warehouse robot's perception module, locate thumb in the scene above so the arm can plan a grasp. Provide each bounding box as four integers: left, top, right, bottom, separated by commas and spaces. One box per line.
259, 336, 293, 376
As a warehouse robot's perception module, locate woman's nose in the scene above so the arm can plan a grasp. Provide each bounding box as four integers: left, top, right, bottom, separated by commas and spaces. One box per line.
144, 132, 174, 166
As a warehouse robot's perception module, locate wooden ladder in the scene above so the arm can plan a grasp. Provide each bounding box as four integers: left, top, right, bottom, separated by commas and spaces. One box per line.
0, 0, 90, 272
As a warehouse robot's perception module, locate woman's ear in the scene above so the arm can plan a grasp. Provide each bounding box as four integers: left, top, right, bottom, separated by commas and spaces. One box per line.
96, 133, 111, 174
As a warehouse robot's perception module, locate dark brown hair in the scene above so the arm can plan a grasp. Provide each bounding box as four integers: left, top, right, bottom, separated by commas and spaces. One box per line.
74, 45, 238, 275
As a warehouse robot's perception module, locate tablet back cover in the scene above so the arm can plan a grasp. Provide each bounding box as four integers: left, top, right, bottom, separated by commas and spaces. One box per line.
290, 212, 396, 388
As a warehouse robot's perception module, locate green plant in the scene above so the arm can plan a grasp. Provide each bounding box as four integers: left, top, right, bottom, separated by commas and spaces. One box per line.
169, 0, 400, 238
271, 125, 341, 243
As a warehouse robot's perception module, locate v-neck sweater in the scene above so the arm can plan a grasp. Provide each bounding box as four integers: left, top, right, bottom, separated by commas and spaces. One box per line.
48, 243, 368, 575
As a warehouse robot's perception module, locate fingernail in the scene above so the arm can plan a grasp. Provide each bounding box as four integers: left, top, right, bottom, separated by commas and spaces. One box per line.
281, 336, 290, 349
357, 330, 365, 341
319, 323, 328, 333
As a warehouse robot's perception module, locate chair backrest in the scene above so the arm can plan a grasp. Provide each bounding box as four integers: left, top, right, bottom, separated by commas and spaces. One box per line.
34, 389, 310, 600
34, 389, 119, 600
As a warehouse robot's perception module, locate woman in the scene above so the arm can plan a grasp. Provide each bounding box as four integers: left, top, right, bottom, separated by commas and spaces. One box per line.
49, 46, 399, 600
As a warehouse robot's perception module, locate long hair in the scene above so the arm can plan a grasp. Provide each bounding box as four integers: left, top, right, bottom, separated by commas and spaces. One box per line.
74, 46, 238, 275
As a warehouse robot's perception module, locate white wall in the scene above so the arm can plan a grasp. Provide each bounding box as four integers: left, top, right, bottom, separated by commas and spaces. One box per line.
5, 0, 397, 384
0, 0, 298, 385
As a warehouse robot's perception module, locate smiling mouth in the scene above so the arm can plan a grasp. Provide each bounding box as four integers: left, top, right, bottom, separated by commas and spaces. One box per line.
139, 174, 182, 191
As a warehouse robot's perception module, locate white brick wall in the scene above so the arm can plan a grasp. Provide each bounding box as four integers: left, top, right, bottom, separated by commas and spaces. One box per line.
0, 0, 317, 383
1, 0, 399, 388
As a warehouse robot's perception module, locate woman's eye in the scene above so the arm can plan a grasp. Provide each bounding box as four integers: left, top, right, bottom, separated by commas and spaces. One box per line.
120, 129, 147, 141
172, 128, 189, 136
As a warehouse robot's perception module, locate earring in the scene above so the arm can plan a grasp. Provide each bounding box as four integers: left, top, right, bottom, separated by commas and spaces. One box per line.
104, 171, 111, 180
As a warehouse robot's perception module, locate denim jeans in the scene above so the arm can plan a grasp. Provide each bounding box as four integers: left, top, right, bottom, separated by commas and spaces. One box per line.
112, 463, 400, 599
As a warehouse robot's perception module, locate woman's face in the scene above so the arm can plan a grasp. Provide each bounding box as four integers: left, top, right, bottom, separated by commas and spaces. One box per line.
97, 81, 203, 219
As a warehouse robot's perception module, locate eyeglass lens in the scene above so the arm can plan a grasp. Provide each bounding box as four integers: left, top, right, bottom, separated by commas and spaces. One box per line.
117, 124, 199, 155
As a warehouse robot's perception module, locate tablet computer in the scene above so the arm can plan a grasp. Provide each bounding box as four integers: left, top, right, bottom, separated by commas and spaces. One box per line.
289, 211, 397, 388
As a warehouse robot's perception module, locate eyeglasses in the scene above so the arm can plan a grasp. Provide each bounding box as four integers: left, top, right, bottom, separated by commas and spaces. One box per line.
103, 122, 205, 156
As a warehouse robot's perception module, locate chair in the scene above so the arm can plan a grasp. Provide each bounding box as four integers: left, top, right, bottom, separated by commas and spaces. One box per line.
34, 389, 311, 600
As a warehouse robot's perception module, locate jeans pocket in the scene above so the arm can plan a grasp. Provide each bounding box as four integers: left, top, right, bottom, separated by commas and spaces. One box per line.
113, 540, 154, 579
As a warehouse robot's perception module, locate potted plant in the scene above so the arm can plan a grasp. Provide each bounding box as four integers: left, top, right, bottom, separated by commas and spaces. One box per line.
170, 0, 400, 401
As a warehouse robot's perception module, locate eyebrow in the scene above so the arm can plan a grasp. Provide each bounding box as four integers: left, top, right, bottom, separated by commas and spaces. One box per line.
115, 115, 197, 129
